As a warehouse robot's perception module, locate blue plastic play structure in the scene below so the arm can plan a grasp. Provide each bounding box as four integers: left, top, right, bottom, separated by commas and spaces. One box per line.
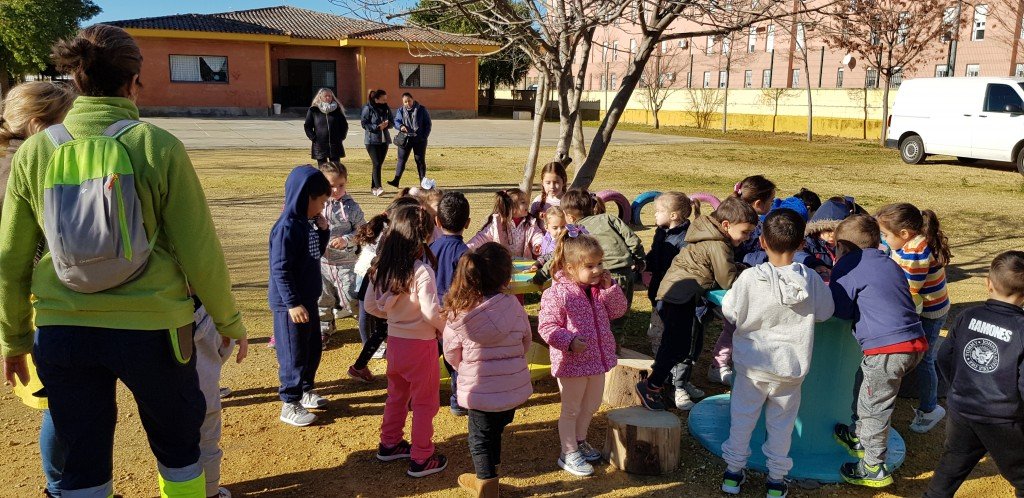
687, 290, 907, 483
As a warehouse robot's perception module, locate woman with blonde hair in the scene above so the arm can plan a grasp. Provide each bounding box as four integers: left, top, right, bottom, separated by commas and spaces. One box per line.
1, 81, 77, 216
304, 87, 348, 165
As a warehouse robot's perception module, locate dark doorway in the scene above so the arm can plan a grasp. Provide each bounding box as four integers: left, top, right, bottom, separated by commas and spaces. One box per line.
274, 59, 337, 108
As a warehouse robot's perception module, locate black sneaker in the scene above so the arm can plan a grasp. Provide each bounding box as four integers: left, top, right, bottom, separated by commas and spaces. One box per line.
376, 440, 412, 461
766, 478, 789, 497
635, 380, 666, 411
833, 423, 865, 458
840, 460, 893, 488
387, 179, 400, 188
407, 453, 448, 478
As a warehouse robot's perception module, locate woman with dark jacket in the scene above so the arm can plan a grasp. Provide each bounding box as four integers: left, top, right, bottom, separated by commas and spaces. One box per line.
304, 88, 348, 165
361, 89, 393, 197
389, 92, 432, 188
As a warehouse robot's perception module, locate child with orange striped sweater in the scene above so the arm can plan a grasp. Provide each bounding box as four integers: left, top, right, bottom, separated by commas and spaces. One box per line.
875, 203, 952, 434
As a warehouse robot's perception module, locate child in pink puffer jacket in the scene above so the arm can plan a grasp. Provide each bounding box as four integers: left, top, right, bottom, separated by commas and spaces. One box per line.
443, 242, 533, 496
537, 229, 627, 478
468, 188, 544, 258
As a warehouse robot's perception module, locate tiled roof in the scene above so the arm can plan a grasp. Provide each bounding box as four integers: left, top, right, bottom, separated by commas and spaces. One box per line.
107, 5, 493, 46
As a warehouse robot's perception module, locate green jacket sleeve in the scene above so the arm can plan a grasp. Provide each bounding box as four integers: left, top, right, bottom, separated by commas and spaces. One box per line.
609, 215, 645, 262
709, 242, 740, 291
162, 143, 246, 339
0, 150, 43, 356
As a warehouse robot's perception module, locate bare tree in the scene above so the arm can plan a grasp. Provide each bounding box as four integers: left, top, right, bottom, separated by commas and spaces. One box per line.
638, 43, 689, 128
686, 86, 725, 129
759, 86, 797, 133
824, 0, 963, 145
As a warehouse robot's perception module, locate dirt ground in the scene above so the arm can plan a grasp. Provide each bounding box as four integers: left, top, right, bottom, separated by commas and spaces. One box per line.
2, 130, 1022, 497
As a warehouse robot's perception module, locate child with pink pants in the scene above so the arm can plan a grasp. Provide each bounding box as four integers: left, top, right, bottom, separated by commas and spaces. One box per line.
538, 231, 627, 477
364, 205, 448, 478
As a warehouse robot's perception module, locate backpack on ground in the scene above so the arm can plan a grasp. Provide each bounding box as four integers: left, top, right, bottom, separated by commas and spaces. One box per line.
42, 120, 155, 293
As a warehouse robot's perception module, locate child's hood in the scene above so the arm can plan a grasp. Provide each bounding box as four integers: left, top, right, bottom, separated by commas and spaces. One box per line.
752, 262, 811, 306
281, 165, 323, 221
684, 215, 728, 244
769, 197, 809, 221
805, 198, 853, 237
447, 293, 521, 346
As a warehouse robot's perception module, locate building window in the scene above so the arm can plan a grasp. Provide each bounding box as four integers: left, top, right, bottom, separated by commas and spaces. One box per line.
744, 70, 753, 88
722, 37, 731, 54
602, 44, 608, 63
941, 7, 958, 43
836, 67, 844, 88
610, 74, 618, 90
613, 41, 619, 61
791, 68, 800, 88
719, 70, 728, 88
630, 39, 637, 56
748, 26, 757, 53
973, 4, 988, 41
599, 74, 606, 91
897, 11, 910, 45
796, 23, 806, 50
1016, 63, 1024, 77
169, 55, 228, 83
766, 24, 775, 51
707, 35, 715, 55
966, 63, 981, 77
762, 68, 772, 88
935, 64, 949, 77
865, 68, 878, 88
703, 71, 711, 88
892, 69, 903, 87
686, 71, 693, 88
399, 63, 444, 88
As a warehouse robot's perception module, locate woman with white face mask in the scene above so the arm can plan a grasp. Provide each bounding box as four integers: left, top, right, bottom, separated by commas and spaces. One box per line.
304, 88, 348, 165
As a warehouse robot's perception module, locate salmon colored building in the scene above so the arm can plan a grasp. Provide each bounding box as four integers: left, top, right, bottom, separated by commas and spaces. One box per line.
108, 6, 497, 116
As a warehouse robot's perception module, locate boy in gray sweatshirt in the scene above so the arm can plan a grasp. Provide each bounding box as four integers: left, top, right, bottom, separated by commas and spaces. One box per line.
720, 209, 835, 497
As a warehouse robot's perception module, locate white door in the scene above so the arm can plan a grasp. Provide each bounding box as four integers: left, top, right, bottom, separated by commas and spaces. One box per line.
972, 83, 1024, 161
925, 82, 977, 157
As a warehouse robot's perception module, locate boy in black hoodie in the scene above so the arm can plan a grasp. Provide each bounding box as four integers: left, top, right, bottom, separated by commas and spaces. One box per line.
268, 165, 332, 427
924, 250, 1024, 498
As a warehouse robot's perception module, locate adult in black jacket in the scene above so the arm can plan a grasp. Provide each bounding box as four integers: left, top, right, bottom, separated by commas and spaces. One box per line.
388, 92, 432, 188
360, 89, 392, 197
304, 88, 347, 165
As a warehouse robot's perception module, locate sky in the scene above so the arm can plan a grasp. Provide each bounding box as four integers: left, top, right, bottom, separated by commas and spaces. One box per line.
90, 0, 418, 24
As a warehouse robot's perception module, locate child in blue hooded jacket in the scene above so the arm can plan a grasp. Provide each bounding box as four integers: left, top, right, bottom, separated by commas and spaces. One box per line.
269, 165, 333, 427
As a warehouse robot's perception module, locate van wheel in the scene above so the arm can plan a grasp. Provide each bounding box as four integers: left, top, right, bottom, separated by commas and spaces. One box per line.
900, 135, 926, 164
1017, 151, 1024, 176
956, 157, 979, 164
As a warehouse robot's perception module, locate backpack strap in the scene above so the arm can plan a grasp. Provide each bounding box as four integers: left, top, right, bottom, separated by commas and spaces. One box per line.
44, 124, 74, 147
102, 119, 142, 139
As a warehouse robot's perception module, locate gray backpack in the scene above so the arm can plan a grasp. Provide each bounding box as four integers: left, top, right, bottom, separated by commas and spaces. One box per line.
42, 120, 155, 293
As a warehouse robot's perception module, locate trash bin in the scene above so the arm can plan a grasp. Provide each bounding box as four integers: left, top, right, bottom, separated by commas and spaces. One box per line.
273, 103, 282, 115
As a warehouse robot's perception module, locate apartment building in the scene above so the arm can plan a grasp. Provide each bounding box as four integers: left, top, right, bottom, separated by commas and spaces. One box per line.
527, 1, 1024, 92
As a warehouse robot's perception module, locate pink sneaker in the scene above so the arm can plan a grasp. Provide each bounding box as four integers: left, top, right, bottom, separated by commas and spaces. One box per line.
348, 365, 375, 383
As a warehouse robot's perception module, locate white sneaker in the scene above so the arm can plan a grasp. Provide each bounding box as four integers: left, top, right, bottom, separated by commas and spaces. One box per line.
674, 388, 695, 410
682, 381, 705, 399
910, 405, 946, 433
372, 344, 387, 359
217, 487, 232, 498
720, 366, 735, 387
557, 451, 594, 477
301, 391, 328, 409
280, 402, 317, 427
371, 187, 384, 197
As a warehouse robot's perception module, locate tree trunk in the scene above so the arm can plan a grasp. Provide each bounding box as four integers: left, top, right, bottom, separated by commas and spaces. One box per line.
486, 78, 496, 114
603, 406, 682, 476
519, 75, 550, 197
571, 35, 660, 190
571, 114, 587, 170
880, 78, 891, 146
653, 108, 660, 129
0, 63, 10, 98
773, 98, 779, 133
721, 86, 730, 133
863, 87, 868, 140
804, 53, 813, 142
601, 348, 654, 407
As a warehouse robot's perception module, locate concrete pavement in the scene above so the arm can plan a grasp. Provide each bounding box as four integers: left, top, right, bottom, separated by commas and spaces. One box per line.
143, 116, 727, 150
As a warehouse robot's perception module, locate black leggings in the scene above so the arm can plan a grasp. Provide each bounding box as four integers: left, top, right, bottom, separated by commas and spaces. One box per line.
366, 143, 389, 189
393, 139, 427, 184
353, 312, 387, 370
648, 298, 697, 388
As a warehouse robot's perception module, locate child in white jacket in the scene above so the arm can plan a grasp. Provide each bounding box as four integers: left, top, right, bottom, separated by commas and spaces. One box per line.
720, 209, 834, 498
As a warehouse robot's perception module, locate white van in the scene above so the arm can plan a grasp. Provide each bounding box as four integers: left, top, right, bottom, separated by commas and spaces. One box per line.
886, 77, 1024, 175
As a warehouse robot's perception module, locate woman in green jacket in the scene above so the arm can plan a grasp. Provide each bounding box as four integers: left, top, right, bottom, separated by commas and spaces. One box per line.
0, 25, 245, 498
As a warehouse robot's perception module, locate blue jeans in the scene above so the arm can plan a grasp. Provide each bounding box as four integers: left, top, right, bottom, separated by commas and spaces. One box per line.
40, 409, 66, 497
34, 326, 205, 495
919, 315, 947, 413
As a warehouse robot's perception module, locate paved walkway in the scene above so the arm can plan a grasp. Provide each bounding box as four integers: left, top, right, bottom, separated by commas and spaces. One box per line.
144, 116, 726, 149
